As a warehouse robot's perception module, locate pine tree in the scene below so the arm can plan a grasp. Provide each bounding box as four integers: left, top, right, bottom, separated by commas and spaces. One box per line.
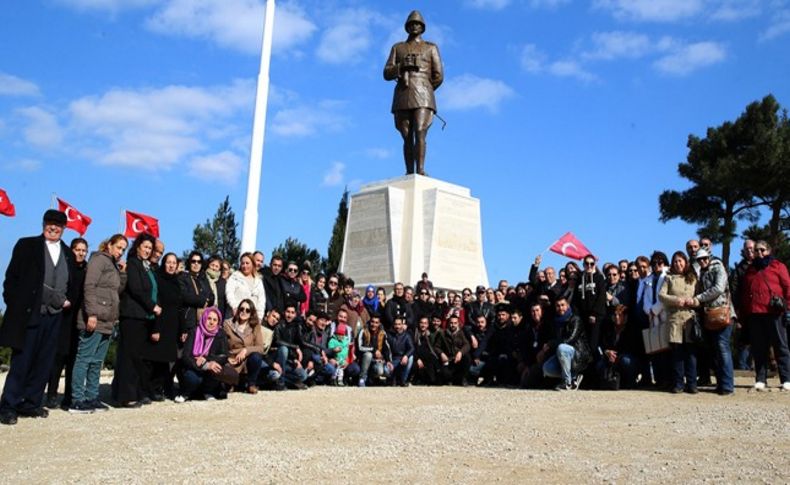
325, 187, 349, 275
190, 196, 241, 264
270, 237, 324, 276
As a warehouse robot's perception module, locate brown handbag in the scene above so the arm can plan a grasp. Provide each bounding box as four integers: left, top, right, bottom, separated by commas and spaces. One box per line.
703, 293, 732, 331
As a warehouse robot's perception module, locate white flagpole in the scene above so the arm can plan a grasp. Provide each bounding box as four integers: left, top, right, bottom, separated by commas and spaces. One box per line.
241, 0, 276, 254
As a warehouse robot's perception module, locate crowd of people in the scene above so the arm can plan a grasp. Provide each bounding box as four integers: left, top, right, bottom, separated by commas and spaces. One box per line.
1, 210, 789, 425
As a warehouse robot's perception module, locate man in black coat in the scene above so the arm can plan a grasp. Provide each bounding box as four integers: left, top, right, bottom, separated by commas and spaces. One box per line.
262, 255, 284, 312
1, 210, 76, 425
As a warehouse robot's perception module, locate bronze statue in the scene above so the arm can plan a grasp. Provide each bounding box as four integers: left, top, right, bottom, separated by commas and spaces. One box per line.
384, 10, 444, 176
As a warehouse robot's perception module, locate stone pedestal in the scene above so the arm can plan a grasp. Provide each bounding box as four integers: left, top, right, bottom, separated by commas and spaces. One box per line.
339, 174, 488, 291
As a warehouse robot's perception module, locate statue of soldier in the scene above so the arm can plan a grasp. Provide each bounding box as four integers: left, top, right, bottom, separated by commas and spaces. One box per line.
384, 10, 444, 176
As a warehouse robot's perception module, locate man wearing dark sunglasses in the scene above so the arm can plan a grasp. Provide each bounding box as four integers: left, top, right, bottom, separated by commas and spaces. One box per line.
280, 261, 306, 313
574, 255, 607, 354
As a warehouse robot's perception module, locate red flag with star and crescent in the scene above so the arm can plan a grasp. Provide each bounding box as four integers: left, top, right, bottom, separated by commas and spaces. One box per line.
57, 198, 92, 236
0, 188, 15, 217
549, 232, 593, 260
124, 210, 160, 238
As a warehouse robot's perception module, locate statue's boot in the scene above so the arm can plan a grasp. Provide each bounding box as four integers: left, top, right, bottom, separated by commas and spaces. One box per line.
404, 144, 415, 175
416, 139, 426, 175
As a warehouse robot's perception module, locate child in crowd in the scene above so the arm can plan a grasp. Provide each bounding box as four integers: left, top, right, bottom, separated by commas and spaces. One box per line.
328, 323, 351, 386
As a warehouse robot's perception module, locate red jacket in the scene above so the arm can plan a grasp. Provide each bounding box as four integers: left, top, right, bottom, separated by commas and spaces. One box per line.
741, 259, 790, 316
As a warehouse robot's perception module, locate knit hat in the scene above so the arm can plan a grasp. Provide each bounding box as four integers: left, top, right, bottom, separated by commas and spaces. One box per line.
335, 323, 348, 336
695, 249, 711, 260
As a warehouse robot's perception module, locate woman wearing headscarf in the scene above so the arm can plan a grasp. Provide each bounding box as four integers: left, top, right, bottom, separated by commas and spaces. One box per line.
113, 233, 161, 407
177, 307, 229, 402
362, 284, 380, 316
142, 253, 183, 401
225, 252, 266, 319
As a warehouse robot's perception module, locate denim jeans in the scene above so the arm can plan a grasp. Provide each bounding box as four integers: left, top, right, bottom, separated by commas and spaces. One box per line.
542, 343, 575, 385
670, 343, 697, 390
245, 352, 264, 386
469, 360, 486, 378
179, 368, 222, 398
71, 330, 111, 403
706, 324, 734, 392
392, 355, 413, 384
274, 346, 307, 385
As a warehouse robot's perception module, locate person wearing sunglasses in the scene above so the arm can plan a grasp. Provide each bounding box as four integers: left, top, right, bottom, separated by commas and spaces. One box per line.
179, 251, 214, 336
224, 299, 265, 394
574, 254, 606, 354
740, 241, 790, 391
689, 248, 734, 395
279, 261, 306, 315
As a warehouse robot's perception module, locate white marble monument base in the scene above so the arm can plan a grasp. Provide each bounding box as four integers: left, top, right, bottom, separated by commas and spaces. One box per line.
339, 174, 488, 291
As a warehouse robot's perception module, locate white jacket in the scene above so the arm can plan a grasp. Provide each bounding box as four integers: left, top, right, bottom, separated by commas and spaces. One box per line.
225, 270, 267, 319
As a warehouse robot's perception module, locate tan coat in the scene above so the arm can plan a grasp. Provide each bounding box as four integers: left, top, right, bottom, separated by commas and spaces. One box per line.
223, 320, 265, 374
658, 273, 697, 344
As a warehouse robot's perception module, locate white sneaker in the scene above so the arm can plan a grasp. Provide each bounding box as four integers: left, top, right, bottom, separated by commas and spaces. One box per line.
174, 395, 186, 403
572, 374, 584, 391
754, 382, 767, 391
781, 382, 790, 391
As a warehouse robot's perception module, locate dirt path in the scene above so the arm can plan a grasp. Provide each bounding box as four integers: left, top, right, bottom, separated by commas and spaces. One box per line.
0, 375, 788, 484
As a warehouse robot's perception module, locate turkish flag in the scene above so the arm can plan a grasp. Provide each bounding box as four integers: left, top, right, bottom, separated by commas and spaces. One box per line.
0, 188, 15, 217
125, 210, 160, 238
549, 232, 593, 260
57, 198, 92, 236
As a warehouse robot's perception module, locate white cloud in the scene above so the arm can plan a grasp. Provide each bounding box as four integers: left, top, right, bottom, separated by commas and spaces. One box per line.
520, 44, 547, 72
0, 72, 40, 97
520, 45, 597, 82
146, 0, 317, 54
529, 0, 571, 7
55, 0, 158, 12
711, 0, 762, 21
582, 31, 653, 60
547, 60, 598, 82
68, 79, 254, 170
440, 74, 515, 113
594, 0, 705, 22
322, 161, 345, 187
270, 100, 348, 137
465, 0, 511, 10
16, 106, 63, 148
4, 159, 42, 172
316, 23, 371, 64
760, 9, 790, 41
364, 148, 391, 159
653, 41, 727, 75
188, 151, 244, 184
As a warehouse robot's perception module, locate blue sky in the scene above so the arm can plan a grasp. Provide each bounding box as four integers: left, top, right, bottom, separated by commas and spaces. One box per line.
2, 0, 790, 294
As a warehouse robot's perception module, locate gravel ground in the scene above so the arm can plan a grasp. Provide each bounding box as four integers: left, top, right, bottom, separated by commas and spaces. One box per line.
0, 374, 788, 484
